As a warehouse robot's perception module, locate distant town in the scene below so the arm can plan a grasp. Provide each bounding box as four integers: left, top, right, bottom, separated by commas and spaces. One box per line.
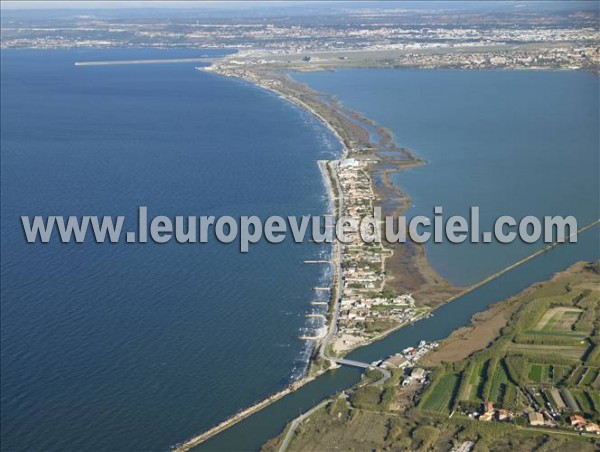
3, 3, 596, 451
2, 4, 599, 72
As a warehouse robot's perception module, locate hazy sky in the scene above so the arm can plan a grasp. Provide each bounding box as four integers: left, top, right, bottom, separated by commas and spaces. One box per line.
2, 0, 596, 11
1, 1, 306, 9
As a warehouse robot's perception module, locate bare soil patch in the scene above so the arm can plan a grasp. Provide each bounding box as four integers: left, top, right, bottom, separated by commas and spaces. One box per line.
420, 301, 513, 366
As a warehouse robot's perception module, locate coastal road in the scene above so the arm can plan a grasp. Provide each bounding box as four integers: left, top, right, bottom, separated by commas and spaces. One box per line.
318, 160, 344, 359
276, 359, 390, 452
277, 398, 331, 452
317, 160, 391, 386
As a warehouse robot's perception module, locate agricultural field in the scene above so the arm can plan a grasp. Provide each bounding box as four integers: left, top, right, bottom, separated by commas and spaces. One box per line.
572, 389, 597, 415
569, 365, 600, 388
419, 372, 460, 413
570, 365, 588, 385
581, 367, 599, 386
418, 261, 600, 421
528, 363, 554, 384
488, 362, 507, 404
467, 360, 487, 401
527, 363, 573, 385
535, 307, 583, 331
507, 342, 589, 360
270, 262, 600, 452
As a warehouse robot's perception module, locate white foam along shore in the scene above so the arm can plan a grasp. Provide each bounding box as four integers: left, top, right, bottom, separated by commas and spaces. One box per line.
171, 67, 362, 452
178, 63, 600, 452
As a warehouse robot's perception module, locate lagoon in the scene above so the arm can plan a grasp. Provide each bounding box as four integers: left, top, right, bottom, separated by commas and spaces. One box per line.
295, 69, 599, 286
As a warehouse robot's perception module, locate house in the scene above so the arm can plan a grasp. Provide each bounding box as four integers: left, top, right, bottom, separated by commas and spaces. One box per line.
479, 412, 494, 422
410, 367, 426, 381
496, 409, 510, 421
584, 423, 600, 434
382, 354, 409, 369
569, 415, 586, 428
339, 158, 359, 169
528, 412, 544, 426
483, 401, 494, 414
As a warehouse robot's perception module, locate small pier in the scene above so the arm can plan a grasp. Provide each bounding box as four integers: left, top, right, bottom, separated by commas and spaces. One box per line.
310, 301, 328, 306
314, 287, 331, 291
305, 314, 327, 320
303, 260, 332, 264
298, 333, 326, 340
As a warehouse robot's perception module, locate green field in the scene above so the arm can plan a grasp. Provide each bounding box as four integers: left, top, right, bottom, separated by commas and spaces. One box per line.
420, 372, 460, 413
468, 361, 482, 386
590, 392, 600, 412
489, 362, 511, 405
552, 365, 572, 384
508, 343, 588, 360
528, 363, 559, 384
572, 389, 594, 414
528, 364, 543, 383
581, 367, 599, 386
570, 366, 587, 386
466, 360, 487, 401
542, 310, 581, 331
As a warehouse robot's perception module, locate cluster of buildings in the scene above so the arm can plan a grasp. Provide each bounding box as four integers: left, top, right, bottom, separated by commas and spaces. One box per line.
336, 157, 385, 296
4, 13, 598, 59
330, 158, 428, 352
469, 397, 600, 435
371, 343, 438, 390
390, 45, 599, 71
522, 384, 600, 432
477, 401, 512, 423
380, 341, 439, 373
568, 415, 600, 434
199, 67, 428, 354
525, 411, 600, 434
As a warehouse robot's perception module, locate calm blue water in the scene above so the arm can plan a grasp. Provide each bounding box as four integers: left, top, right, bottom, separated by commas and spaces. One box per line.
2, 53, 599, 452
198, 226, 598, 451
295, 69, 599, 286
0, 49, 341, 451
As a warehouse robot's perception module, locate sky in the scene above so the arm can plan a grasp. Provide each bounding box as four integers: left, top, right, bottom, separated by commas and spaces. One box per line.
1, 1, 326, 9
1, 0, 597, 11
1, 1, 293, 9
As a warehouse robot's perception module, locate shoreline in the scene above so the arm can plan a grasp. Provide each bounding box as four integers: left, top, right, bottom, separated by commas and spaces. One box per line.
174, 63, 600, 450
172, 369, 330, 452
213, 67, 459, 344
169, 63, 455, 450
172, 72, 351, 452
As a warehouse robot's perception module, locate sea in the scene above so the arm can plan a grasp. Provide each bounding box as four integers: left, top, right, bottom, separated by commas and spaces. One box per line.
1, 50, 599, 451
0, 48, 340, 451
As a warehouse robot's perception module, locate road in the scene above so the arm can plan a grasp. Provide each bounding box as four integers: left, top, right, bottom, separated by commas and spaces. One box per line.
276, 159, 391, 452
317, 160, 391, 387
277, 359, 390, 452
276, 398, 330, 452
278, 158, 392, 452
318, 160, 344, 360
74, 57, 213, 66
